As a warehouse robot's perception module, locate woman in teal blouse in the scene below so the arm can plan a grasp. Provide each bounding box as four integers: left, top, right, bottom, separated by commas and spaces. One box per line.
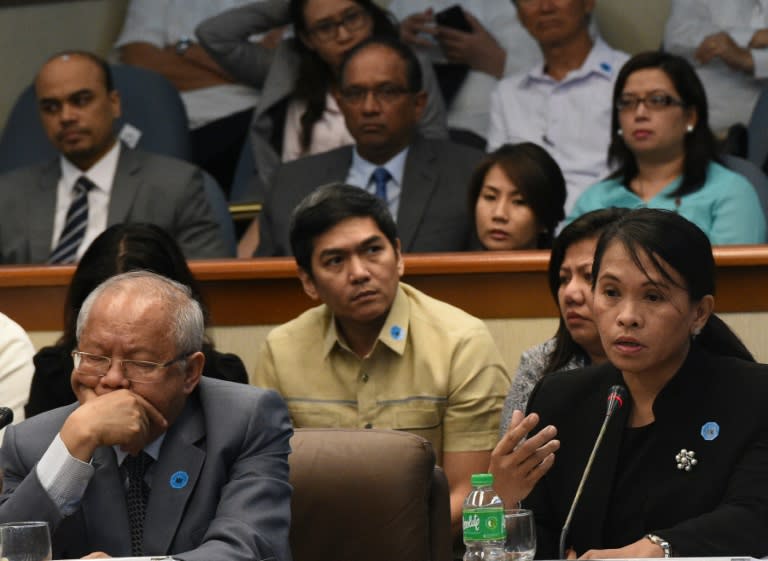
570, 51, 766, 245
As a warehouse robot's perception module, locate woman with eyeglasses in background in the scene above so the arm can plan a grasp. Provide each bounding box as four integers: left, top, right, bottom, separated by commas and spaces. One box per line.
197, 0, 447, 194
569, 51, 766, 245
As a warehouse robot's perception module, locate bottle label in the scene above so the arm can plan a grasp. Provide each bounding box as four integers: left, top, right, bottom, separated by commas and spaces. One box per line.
462, 507, 506, 541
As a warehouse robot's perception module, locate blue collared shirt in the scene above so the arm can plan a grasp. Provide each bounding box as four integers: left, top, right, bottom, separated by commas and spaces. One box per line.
346, 146, 410, 220
569, 162, 767, 245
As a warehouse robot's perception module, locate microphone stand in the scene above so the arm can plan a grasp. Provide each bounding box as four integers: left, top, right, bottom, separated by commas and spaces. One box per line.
558, 386, 626, 559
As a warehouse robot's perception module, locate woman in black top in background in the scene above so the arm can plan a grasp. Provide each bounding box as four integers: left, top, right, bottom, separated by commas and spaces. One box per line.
25, 223, 247, 418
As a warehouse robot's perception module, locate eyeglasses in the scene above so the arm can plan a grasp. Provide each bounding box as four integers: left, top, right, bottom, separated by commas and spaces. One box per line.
339, 85, 411, 105
616, 92, 686, 112
72, 350, 191, 384
307, 8, 369, 42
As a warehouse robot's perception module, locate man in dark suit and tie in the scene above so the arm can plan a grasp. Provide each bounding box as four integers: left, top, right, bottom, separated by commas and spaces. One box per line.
0, 271, 292, 561
0, 51, 230, 264
244, 36, 484, 257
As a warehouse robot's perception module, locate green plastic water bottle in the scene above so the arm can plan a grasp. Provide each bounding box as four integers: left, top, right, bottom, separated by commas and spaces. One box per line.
462, 473, 506, 561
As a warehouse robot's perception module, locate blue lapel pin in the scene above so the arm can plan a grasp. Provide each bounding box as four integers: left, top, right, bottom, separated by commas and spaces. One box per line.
170, 470, 189, 489
701, 421, 720, 441
390, 325, 404, 341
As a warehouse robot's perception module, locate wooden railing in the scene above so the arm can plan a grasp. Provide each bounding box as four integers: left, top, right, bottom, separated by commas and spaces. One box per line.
2, 246, 768, 331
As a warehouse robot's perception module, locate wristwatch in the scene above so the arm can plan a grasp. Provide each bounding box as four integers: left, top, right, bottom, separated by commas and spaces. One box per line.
175, 36, 193, 56
645, 534, 671, 558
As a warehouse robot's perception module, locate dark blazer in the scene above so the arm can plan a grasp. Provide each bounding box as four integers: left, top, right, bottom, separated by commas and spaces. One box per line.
196, 0, 449, 196
0, 378, 293, 561
257, 136, 483, 256
524, 345, 768, 558
0, 146, 230, 263
24, 344, 248, 418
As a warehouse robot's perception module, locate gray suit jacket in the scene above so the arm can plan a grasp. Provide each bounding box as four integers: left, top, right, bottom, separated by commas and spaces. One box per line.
0, 378, 293, 561
196, 0, 449, 199
0, 146, 231, 263
257, 136, 483, 256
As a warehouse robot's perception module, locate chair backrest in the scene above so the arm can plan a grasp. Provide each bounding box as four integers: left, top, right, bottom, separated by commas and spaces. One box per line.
201, 171, 236, 256
722, 154, 768, 233
229, 132, 259, 203
748, 86, 768, 172
288, 428, 452, 561
0, 64, 190, 174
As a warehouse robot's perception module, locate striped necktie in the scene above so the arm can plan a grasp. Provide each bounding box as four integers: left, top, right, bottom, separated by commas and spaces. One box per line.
48, 175, 95, 264
371, 167, 391, 202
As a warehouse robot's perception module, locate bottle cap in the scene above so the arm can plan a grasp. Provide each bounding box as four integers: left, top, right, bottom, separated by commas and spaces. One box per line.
470, 473, 493, 486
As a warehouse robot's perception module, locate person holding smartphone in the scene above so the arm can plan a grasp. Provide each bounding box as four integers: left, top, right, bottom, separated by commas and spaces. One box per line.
390, 0, 541, 142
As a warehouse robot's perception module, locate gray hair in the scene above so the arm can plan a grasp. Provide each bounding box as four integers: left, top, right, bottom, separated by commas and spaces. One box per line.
75, 270, 205, 355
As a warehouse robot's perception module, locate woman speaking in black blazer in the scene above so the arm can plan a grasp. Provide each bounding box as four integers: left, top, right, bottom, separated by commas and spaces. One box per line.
524, 208, 768, 558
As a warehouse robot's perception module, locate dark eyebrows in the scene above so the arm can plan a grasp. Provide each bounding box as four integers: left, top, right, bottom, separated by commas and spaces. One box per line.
315, 6, 361, 24
358, 234, 385, 248
38, 97, 60, 109
598, 271, 670, 290
38, 88, 94, 107
317, 234, 385, 260
596, 272, 619, 283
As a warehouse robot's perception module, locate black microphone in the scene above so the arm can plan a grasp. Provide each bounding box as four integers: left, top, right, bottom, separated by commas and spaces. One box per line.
0, 407, 13, 430
558, 385, 627, 559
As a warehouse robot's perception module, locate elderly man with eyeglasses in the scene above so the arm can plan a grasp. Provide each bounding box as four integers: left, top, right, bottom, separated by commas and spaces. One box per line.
0, 271, 292, 561
254, 36, 484, 257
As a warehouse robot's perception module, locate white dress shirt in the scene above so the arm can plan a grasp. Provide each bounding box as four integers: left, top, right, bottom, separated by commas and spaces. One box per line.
53, 141, 120, 262
346, 146, 409, 220
664, 0, 768, 132
487, 37, 629, 213
114, 0, 262, 129
0, 312, 34, 441
388, 0, 542, 137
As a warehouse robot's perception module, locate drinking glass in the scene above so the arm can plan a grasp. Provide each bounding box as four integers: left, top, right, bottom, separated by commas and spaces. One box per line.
504, 508, 536, 561
0, 521, 52, 561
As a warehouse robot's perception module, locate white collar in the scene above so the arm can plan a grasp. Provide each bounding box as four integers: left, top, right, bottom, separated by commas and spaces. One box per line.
59, 141, 121, 195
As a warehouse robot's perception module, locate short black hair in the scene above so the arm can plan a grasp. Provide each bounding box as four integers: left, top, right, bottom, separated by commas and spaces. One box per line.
592, 208, 753, 361
338, 35, 423, 92
289, 183, 399, 276
41, 50, 115, 93
468, 142, 566, 249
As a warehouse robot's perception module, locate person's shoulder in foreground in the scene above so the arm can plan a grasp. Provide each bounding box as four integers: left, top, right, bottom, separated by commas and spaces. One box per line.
0, 311, 35, 433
